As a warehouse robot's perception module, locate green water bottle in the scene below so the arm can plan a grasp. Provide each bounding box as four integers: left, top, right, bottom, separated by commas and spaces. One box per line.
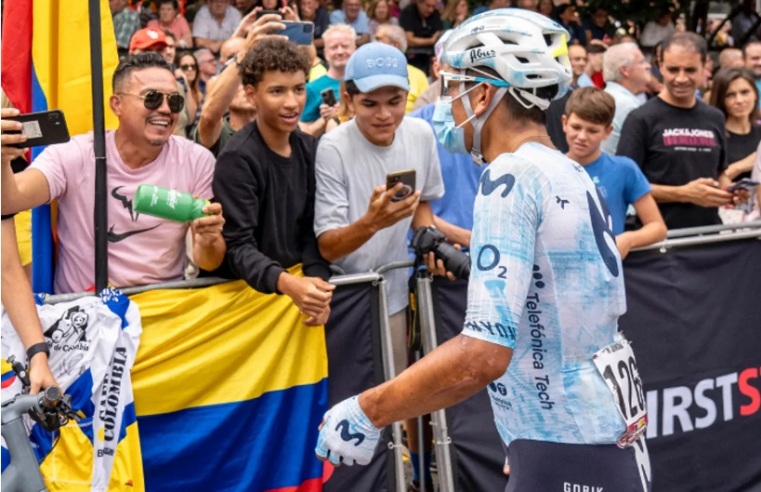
133, 184, 211, 223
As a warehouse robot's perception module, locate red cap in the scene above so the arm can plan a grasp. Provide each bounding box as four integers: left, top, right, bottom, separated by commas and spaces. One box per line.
129, 28, 168, 54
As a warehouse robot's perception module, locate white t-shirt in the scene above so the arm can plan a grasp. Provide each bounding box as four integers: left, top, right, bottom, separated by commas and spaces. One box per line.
191, 5, 242, 42
640, 20, 675, 48
31, 131, 215, 294
314, 118, 445, 314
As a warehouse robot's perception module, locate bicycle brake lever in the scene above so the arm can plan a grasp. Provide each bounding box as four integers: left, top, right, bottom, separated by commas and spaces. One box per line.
8, 355, 31, 388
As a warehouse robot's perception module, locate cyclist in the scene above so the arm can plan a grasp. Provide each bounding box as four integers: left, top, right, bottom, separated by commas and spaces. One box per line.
315, 9, 651, 491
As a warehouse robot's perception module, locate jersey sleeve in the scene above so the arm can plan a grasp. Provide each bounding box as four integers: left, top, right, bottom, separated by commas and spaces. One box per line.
462, 160, 548, 349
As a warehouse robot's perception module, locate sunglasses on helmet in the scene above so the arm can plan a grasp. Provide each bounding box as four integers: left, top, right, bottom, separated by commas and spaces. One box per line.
118, 90, 185, 113
439, 71, 511, 97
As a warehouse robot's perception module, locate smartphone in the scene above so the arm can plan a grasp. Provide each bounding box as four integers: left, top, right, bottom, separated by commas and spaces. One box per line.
726, 178, 760, 192
257, 9, 283, 19
321, 88, 337, 107
386, 169, 416, 202
274, 21, 314, 46
5, 110, 70, 149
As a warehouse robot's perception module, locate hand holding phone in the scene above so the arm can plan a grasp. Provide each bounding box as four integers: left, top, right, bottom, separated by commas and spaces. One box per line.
726, 178, 760, 193
274, 21, 314, 45
3, 110, 70, 149
321, 89, 337, 108
386, 169, 416, 202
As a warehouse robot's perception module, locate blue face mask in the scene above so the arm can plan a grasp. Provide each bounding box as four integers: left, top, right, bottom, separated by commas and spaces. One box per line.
432, 96, 469, 155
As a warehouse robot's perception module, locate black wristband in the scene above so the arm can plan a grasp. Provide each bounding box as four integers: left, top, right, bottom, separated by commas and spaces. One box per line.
26, 342, 50, 362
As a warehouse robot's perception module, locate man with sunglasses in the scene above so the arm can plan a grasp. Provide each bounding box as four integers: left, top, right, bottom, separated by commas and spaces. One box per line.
129, 27, 195, 137
1, 53, 226, 294
316, 11, 653, 492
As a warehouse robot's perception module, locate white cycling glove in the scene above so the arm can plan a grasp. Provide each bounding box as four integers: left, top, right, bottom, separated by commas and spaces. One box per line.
315, 395, 381, 466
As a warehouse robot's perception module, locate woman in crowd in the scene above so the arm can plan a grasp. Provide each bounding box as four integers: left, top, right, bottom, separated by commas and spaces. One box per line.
147, 0, 192, 48
710, 67, 761, 182
177, 52, 202, 125
537, 0, 553, 18
368, 0, 399, 39
441, 0, 468, 30
261, 0, 281, 10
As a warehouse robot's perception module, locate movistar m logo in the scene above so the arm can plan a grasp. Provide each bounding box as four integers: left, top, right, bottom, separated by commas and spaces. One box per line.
480, 169, 515, 198
335, 420, 365, 446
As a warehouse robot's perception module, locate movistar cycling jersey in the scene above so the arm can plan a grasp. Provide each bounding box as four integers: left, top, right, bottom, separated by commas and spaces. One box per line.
463, 142, 627, 446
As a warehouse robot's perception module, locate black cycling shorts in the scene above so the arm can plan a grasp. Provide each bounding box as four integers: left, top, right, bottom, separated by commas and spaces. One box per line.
505, 437, 651, 492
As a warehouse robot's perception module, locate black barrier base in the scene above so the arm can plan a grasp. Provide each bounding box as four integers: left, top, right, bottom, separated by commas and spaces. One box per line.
620, 239, 761, 492
432, 278, 510, 492
325, 281, 398, 492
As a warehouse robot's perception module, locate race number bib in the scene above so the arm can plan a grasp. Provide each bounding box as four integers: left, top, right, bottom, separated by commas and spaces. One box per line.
593, 339, 647, 448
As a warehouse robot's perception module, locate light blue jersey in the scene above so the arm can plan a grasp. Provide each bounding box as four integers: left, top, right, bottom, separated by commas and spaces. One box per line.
463, 142, 628, 447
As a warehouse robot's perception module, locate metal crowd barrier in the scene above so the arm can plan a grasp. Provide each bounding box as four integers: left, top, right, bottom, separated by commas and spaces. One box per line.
35, 224, 761, 491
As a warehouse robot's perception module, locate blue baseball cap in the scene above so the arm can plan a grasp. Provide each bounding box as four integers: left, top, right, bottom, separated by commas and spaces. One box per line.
344, 42, 410, 93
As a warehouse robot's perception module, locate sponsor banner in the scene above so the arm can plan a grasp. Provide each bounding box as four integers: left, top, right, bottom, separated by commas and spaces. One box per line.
620, 239, 761, 492
432, 238, 761, 491
1, 289, 143, 492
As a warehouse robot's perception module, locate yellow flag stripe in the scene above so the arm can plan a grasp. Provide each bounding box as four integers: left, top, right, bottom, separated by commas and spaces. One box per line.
130, 268, 328, 417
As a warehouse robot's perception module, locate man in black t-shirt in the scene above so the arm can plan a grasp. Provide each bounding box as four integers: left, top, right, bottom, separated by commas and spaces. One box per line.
617, 32, 748, 230
212, 39, 333, 326
399, 0, 442, 75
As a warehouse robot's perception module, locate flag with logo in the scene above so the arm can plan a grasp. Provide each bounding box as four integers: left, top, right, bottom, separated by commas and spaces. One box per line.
130, 267, 329, 492
1, 288, 144, 492
1, 0, 120, 294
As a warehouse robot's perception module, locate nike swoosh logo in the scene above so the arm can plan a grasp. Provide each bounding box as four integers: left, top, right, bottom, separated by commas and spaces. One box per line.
335, 419, 365, 447
107, 224, 161, 243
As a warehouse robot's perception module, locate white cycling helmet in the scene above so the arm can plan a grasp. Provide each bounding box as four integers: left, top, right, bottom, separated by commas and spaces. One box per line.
441, 8, 573, 108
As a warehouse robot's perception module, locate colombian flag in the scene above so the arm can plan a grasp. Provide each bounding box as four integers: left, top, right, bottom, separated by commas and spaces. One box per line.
1, 0, 120, 294
131, 267, 329, 492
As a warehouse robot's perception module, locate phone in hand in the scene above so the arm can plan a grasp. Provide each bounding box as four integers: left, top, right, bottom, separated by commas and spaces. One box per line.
386, 169, 416, 202
257, 9, 283, 19
5, 110, 70, 149
321, 88, 337, 107
726, 178, 760, 193
274, 21, 314, 46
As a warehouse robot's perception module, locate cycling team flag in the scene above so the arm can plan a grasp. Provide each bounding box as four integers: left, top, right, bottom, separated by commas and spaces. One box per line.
1, 0, 120, 294
131, 266, 330, 492
1, 288, 144, 492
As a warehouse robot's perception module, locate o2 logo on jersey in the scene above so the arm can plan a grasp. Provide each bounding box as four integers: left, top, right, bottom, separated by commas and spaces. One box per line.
586, 189, 619, 277
480, 169, 515, 198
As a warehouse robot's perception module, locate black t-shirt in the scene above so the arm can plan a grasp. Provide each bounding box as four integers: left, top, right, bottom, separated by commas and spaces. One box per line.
617, 97, 728, 230
399, 4, 443, 39
212, 121, 331, 294
546, 90, 572, 154
726, 125, 761, 181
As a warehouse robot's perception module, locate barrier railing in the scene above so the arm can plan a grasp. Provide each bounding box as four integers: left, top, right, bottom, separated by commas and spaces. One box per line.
28, 227, 761, 491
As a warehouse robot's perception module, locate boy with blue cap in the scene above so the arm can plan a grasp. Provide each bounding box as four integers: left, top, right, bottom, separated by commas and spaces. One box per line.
313, 42, 444, 491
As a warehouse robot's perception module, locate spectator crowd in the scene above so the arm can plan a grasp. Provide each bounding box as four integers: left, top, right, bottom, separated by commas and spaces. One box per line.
2, 1, 761, 490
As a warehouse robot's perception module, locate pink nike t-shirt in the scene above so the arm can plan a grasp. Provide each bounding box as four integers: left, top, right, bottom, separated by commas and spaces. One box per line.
31, 130, 216, 294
